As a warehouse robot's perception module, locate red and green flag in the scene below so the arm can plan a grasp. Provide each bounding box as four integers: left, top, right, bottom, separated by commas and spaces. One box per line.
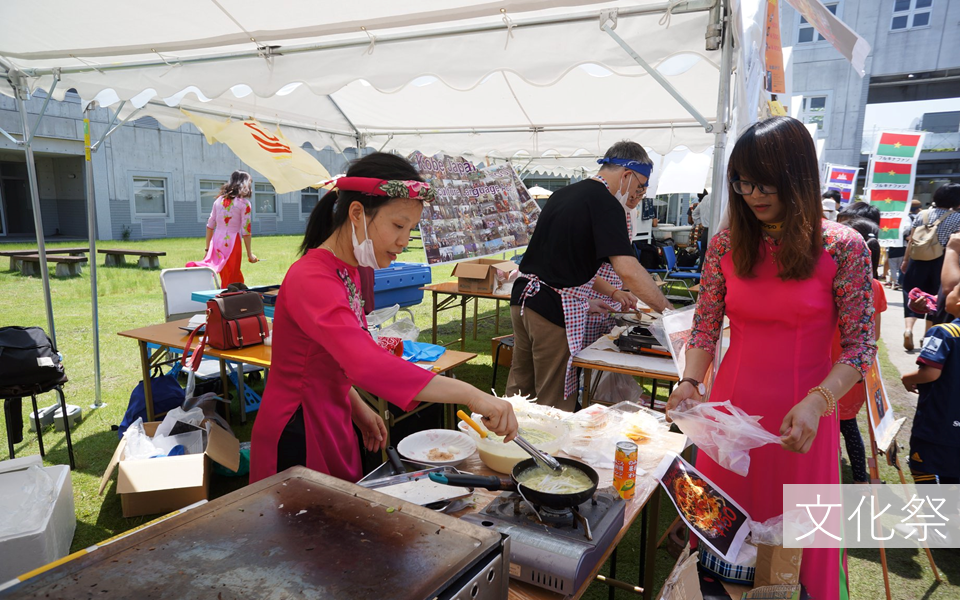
879, 217, 903, 240
869, 188, 909, 212
877, 132, 922, 158
872, 160, 912, 185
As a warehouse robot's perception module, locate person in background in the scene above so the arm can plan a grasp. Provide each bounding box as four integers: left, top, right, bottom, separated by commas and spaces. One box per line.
187, 170, 259, 287
507, 141, 671, 411
884, 201, 919, 290
250, 153, 517, 484
837, 200, 880, 226
833, 217, 886, 484
901, 279, 960, 485
666, 117, 875, 600
692, 190, 712, 270
900, 183, 960, 350
822, 190, 841, 221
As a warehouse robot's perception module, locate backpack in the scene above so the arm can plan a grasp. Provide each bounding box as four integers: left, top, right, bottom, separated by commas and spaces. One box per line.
118, 371, 185, 438
910, 209, 950, 261
0, 326, 68, 397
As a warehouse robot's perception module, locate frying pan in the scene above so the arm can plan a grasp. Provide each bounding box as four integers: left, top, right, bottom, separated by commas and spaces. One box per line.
429, 456, 599, 510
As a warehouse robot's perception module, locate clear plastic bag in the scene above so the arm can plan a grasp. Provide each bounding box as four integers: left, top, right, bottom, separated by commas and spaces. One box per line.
593, 372, 643, 405
123, 418, 160, 460
750, 514, 785, 546
154, 406, 205, 438
0, 465, 56, 538
669, 400, 782, 476
378, 316, 420, 342
366, 304, 400, 329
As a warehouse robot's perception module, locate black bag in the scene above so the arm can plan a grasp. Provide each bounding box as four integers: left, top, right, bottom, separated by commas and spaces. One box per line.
676, 247, 700, 268
635, 241, 662, 270
0, 326, 68, 397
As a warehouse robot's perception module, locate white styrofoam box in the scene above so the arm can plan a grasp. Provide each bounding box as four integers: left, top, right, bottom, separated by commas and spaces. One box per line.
0, 461, 76, 581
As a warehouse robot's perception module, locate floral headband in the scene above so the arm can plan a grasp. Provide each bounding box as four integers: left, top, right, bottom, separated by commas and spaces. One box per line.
324, 176, 435, 201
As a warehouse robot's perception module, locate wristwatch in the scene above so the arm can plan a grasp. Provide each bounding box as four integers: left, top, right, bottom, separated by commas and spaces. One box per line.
678, 377, 706, 396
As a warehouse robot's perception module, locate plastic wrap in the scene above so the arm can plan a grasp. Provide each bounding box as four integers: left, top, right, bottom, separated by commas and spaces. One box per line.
750, 514, 785, 546
0, 465, 55, 538
669, 400, 782, 476
562, 403, 670, 470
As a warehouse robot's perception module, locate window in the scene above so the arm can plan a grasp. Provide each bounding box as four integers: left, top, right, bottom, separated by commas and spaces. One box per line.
800, 96, 828, 130
199, 180, 224, 215
132, 177, 168, 216
798, 3, 838, 43
300, 188, 321, 215
891, 0, 933, 30
254, 182, 277, 215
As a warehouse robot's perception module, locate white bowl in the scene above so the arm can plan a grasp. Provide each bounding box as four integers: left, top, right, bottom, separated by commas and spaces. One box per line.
397, 430, 477, 467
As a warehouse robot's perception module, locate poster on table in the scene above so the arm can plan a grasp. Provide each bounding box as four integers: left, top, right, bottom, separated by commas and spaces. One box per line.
653, 452, 751, 563
410, 151, 541, 265
823, 164, 859, 209
863, 361, 896, 449
865, 131, 926, 248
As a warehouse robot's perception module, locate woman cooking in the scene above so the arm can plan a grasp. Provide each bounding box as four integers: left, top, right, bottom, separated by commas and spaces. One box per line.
665, 117, 876, 600
250, 153, 518, 484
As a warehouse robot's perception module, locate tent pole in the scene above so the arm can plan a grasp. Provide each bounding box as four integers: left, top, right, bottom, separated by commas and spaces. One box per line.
12, 73, 57, 346
83, 103, 105, 409
708, 2, 732, 238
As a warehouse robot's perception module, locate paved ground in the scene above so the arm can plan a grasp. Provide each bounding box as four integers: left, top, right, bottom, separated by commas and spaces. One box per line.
880, 283, 920, 379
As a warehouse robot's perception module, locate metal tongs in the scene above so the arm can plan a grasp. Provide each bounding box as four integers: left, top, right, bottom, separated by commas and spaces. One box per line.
457, 410, 562, 473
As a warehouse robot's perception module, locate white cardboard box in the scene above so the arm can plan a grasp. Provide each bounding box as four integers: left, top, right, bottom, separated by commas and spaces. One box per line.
0, 456, 76, 581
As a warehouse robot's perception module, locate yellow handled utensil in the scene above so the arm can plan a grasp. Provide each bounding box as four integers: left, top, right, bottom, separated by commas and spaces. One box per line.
457, 410, 492, 439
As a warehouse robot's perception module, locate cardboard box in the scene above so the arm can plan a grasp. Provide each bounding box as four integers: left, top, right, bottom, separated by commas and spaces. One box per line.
754, 544, 802, 588
451, 259, 517, 294
99, 421, 240, 518
0, 456, 76, 581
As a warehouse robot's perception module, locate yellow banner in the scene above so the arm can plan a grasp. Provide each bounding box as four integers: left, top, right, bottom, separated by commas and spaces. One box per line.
183, 111, 330, 194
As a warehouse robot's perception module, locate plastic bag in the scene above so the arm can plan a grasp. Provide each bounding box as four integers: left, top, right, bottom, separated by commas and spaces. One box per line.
154, 406, 205, 438
123, 418, 160, 460
183, 391, 234, 435
366, 304, 401, 328
593, 372, 643, 405
669, 400, 782, 476
378, 316, 420, 342
0, 465, 56, 538
750, 514, 785, 546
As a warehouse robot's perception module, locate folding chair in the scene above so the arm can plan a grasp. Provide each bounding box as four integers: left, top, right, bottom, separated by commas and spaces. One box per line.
661, 246, 701, 300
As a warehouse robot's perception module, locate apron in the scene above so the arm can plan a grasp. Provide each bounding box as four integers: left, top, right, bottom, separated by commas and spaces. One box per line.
584, 209, 635, 345
518, 273, 597, 399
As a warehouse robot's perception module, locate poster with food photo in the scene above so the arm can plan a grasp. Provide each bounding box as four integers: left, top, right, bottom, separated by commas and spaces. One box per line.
653, 452, 751, 562
410, 151, 539, 265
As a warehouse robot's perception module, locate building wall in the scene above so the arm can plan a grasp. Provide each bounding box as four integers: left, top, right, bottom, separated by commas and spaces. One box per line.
0, 91, 358, 241
782, 0, 960, 171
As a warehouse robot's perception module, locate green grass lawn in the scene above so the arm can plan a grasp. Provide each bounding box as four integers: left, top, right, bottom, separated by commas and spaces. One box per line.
1, 236, 956, 598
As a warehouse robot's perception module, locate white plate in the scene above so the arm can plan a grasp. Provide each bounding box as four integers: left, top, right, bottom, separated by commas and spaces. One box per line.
397, 430, 477, 467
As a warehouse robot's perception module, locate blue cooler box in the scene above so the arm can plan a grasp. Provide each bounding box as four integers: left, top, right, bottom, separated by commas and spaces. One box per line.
373, 262, 432, 309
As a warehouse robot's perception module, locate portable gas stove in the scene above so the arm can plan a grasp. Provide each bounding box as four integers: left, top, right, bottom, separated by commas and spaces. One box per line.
462, 488, 625, 596
615, 325, 671, 357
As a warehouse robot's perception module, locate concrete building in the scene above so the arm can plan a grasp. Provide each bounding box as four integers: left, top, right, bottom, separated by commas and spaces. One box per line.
0, 91, 355, 241
781, 0, 960, 203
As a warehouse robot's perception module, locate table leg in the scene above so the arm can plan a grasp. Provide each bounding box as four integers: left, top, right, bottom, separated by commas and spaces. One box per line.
582, 369, 593, 409
432, 291, 439, 345
473, 298, 479, 341
460, 296, 467, 352
495, 299, 501, 335
379, 395, 391, 463
236, 364, 247, 424
139, 341, 154, 422
220, 360, 231, 423
643, 488, 661, 600
608, 546, 618, 600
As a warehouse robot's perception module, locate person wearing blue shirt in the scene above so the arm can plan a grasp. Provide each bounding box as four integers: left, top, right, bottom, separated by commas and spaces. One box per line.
901, 280, 960, 484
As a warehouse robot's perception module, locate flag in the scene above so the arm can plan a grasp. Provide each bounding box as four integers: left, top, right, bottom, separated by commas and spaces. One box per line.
829, 167, 857, 185
871, 160, 913, 185
877, 132, 922, 158
879, 217, 903, 240
868, 188, 909, 212
183, 111, 330, 194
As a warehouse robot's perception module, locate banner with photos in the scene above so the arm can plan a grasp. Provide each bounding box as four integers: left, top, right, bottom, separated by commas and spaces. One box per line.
410, 151, 541, 265
865, 131, 926, 247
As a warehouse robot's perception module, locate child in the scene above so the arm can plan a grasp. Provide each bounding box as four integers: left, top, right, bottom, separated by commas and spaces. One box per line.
833, 217, 887, 483
901, 280, 960, 484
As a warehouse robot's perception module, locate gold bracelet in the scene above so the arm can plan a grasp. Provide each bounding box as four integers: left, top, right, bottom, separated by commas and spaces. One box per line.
808, 385, 836, 417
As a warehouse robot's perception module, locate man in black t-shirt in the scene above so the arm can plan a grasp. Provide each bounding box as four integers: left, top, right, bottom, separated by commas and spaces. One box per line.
506, 141, 671, 410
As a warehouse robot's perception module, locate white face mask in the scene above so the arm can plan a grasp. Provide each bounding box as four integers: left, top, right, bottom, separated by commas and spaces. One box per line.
614, 173, 634, 209
351, 209, 381, 270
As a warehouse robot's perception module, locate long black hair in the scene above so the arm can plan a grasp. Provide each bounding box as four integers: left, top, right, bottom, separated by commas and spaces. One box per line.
845, 216, 881, 279
300, 152, 423, 256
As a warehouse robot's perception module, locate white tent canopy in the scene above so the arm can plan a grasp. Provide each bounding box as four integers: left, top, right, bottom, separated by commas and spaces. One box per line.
1, 0, 724, 159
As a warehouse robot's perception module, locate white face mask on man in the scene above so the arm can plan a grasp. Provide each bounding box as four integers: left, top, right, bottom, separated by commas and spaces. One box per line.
614, 172, 636, 209
351, 208, 381, 270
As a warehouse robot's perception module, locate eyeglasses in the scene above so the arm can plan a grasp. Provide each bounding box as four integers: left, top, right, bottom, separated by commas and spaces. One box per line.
731, 179, 777, 196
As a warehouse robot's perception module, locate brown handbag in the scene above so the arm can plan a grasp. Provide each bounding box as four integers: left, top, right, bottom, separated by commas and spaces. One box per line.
182, 291, 268, 371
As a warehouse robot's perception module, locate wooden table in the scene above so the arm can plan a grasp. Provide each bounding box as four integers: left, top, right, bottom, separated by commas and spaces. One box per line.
572, 336, 679, 409
454, 431, 687, 600
118, 320, 476, 459
421, 281, 511, 351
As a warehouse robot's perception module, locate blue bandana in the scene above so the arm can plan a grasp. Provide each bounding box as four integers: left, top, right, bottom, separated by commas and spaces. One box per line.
597, 157, 653, 179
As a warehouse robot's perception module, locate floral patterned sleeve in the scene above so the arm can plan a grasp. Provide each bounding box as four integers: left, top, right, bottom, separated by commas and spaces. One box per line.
242, 198, 253, 236
688, 230, 731, 355
823, 221, 877, 376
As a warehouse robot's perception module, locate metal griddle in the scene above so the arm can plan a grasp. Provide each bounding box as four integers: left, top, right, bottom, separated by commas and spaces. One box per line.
4, 467, 508, 600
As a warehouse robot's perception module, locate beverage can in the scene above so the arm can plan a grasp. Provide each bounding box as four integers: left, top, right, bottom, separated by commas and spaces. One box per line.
613, 441, 639, 500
